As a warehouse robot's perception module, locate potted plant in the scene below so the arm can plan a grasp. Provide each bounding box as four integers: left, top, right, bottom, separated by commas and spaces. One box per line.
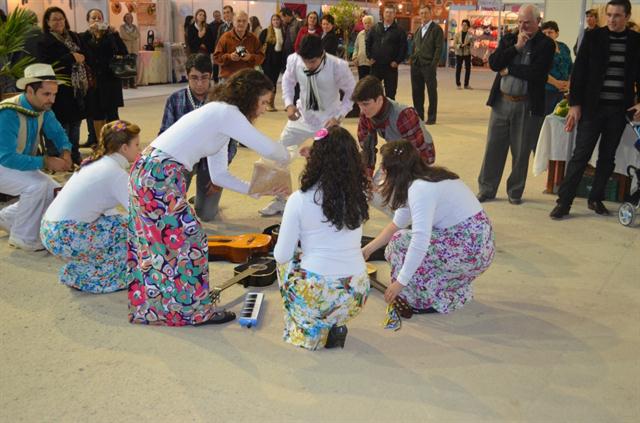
328, 0, 361, 60
0, 8, 40, 99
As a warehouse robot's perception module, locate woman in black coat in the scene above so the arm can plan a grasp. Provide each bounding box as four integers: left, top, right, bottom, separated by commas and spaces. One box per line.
321, 14, 339, 56
259, 14, 285, 111
38, 6, 89, 164
81, 8, 127, 141
186, 9, 215, 55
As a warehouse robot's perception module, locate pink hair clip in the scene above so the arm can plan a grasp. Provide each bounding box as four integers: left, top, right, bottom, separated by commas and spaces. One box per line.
314, 128, 329, 141
112, 120, 127, 132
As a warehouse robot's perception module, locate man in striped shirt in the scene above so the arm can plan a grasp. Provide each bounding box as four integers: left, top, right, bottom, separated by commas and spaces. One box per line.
550, 0, 640, 219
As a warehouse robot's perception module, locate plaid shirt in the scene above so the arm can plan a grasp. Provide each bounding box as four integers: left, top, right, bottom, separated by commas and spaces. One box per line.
159, 88, 206, 135
357, 104, 436, 173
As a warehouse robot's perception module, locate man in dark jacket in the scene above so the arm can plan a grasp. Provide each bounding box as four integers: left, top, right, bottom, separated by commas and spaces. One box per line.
410, 4, 443, 124
476, 4, 554, 205
281, 7, 302, 63
208, 10, 223, 83
551, 0, 640, 219
365, 4, 406, 100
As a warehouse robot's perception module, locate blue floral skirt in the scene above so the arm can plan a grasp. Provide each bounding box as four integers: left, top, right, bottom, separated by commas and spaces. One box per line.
40, 215, 128, 293
386, 211, 495, 313
278, 257, 370, 350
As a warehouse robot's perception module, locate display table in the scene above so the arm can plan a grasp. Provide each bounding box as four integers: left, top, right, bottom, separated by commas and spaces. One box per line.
136, 50, 171, 85
533, 114, 639, 197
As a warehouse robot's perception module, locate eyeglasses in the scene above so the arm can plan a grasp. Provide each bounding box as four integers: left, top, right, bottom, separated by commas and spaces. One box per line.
188, 75, 211, 83
49, 17, 65, 22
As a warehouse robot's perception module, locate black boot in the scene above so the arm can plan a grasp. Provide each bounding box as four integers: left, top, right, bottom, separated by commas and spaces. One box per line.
325, 325, 348, 349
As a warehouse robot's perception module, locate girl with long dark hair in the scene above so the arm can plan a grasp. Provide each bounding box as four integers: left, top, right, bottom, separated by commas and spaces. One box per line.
127, 69, 290, 327
274, 126, 370, 350
362, 140, 495, 314
186, 9, 215, 55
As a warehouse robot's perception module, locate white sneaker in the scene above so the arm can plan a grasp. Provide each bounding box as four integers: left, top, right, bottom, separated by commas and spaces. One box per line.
259, 198, 286, 216
8, 237, 45, 252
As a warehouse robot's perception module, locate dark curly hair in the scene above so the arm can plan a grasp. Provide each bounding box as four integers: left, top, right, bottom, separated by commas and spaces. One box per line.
380, 140, 459, 210
300, 126, 370, 231
208, 69, 274, 121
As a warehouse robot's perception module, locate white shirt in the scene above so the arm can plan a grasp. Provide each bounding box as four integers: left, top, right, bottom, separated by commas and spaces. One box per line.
392, 179, 483, 285
151, 102, 289, 194
274, 187, 366, 277
421, 21, 433, 38
43, 153, 130, 223
282, 53, 355, 129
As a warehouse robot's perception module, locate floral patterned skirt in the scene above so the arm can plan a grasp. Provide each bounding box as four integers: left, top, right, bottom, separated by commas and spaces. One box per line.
277, 258, 370, 350
386, 211, 495, 313
40, 215, 128, 293
127, 148, 215, 326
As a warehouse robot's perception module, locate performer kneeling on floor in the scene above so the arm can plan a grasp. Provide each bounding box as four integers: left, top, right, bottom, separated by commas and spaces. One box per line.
41, 120, 141, 293
128, 69, 290, 326
274, 126, 370, 350
362, 140, 495, 314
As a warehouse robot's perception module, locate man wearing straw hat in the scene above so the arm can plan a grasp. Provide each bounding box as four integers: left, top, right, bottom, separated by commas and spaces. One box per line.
0, 63, 72, 251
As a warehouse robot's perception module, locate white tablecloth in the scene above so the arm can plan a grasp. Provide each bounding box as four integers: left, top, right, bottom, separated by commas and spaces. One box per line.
533, 114, 640, 178
136, 50, 171, 85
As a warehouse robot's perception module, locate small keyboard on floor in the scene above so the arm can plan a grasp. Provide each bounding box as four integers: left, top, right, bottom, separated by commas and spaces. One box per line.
238, 292, 264, 328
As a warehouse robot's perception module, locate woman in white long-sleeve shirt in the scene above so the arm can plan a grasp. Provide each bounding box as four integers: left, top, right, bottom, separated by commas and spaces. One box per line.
363, 140, 495, 315
41, 120, 141, 293
128, 69, 290, 327
274, 126, 370, 350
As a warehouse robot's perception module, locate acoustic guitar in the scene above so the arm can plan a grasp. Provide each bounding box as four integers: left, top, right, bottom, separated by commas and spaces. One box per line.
209, 254, 277, 304
262, 224, 280, 250
207, 234, 272, 263
366, 263, 413, 318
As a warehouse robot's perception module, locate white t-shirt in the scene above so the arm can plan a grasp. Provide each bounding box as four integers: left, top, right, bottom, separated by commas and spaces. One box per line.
43, 153, 129, 223
393, 179, 483, 285
151, 102, 289, 194
274, 187, 366, 277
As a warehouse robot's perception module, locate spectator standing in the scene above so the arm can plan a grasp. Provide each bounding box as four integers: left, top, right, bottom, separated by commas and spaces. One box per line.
260, 14, 285, 111
550, 0, 640, 219
250, 16, 262, 38
214, 12, 264, 82
454, 19, 474, 89
208, 10, 223, 83
366, 4, 406, 100
352, 15, 374, 79
80, 8, 127, 148
280, 7, 303, 62
541, 21, 572, 115
217, 5, 234, 40
294, 11, 322, 53
410, 4, 443, 124
119, 12, 139, 89
321, 14, 339, 56
476, 4, 555, 205
186, 9, 215, 56
574, 9, 600, 55
38, 6, 89, 165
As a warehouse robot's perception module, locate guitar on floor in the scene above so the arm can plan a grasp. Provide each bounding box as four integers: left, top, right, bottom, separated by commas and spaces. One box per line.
207, 233, 272, 263
366, 263, 413, 318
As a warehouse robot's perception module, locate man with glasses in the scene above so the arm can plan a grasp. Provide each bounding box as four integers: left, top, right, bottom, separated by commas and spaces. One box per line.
159, 54, 235, 221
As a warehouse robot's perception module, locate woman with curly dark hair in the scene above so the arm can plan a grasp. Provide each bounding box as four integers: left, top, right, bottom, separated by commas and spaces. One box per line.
127, 69, 291, 327
274, 126, 370, 350
362, 140, 495, 317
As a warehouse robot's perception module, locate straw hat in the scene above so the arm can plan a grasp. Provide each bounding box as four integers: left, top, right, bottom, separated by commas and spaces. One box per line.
16, 63, 63, 90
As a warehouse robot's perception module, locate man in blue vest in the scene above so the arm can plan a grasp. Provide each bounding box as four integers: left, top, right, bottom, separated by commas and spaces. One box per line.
0, 64, 72, 251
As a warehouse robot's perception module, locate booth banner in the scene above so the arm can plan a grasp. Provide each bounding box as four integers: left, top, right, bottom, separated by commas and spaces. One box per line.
137, 2, 157, 26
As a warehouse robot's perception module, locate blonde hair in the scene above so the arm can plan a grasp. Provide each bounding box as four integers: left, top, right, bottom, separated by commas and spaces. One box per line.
362, 15, 374, 25
82, 120, 140, 167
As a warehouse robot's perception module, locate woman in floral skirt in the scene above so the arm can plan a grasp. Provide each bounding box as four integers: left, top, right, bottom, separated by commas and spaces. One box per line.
362, 140, 495, 314
127, 69, 290, 326
274, 127, 371, 350
41, 120, 141, 293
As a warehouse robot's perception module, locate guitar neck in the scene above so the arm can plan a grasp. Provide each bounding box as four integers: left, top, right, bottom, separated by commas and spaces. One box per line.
215, 267, 261, 292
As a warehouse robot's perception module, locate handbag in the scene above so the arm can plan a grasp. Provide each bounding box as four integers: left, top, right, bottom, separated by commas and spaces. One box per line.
109, 54, 137, 78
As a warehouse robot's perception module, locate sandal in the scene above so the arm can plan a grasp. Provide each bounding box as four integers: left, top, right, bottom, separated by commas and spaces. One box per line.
392, 297, 413, 319
197, 310, 236, 325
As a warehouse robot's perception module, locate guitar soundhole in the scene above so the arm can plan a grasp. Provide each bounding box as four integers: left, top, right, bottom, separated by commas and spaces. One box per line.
248, 264, 268, 272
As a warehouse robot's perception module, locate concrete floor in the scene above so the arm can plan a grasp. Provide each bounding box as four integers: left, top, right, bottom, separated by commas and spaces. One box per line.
1, 67, 638, 422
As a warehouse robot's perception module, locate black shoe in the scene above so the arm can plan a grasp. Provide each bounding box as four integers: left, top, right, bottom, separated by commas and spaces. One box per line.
197, 310, 236, 325
325, 325, 348, 349
425, 120, 436, 125
549, 204, 570, 220
476, 193, 493, 203
508, 196, 522, 205
587, 200, 610, 216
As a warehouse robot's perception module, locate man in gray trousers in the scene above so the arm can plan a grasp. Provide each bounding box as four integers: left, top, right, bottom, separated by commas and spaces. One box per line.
476, 4, 554, 204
